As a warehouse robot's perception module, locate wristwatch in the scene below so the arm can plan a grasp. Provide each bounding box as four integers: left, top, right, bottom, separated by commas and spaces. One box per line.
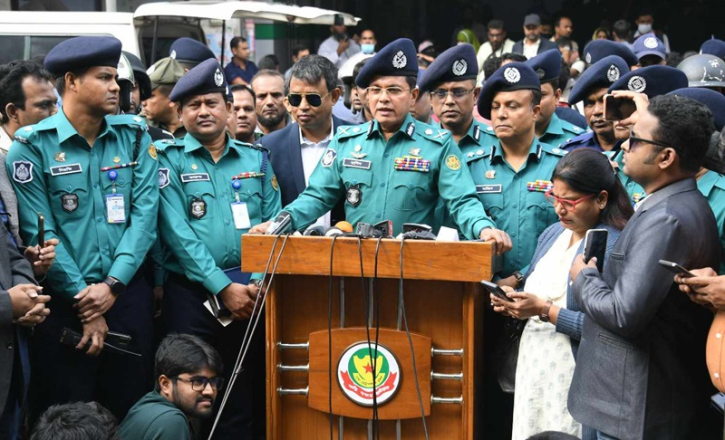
539, 300, 553, 323
103, 277, 126, 296
512, 271, 525, 288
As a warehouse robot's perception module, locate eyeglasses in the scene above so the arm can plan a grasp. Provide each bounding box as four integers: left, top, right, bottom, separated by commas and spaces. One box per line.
627, 134, 670, 151
287, 91, 333, 107
430, 88, 475, 101
175, 376, 225, 391
545, 189, 596, 212
366, 86, 409, 98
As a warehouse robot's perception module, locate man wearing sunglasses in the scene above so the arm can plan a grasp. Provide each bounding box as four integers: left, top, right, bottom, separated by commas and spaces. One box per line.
119, 334, 223, 440
568, 94, 720, 440
251, 38, 511, 252
259, 55, 353, 229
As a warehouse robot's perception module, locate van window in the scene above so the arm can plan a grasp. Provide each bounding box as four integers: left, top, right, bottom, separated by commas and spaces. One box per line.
0, 36, 74, 64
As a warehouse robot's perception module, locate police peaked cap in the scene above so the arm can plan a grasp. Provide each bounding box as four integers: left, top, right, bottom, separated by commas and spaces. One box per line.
633, 33, 666, 60
355, 38, 418, 88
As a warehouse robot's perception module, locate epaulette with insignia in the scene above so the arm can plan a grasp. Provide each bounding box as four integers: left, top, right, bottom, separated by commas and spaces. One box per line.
247, 143, 270, 155
107, 114, 149, 131
464, 148, 491, 162
540, 143, 568, 157
336, 124, 366, 139
563, 122, 585, 135
418, 123, 450, 145
154, 138, 183, 152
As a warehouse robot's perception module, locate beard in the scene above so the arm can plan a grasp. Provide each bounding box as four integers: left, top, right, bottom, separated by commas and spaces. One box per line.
172, 386, 215, 419
258, 110, 286, 128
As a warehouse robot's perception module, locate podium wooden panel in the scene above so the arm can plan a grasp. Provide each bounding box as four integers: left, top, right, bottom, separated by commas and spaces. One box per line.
241, 235, 493, 439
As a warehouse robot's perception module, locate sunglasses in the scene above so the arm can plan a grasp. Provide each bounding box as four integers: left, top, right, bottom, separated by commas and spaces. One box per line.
287, 91, 333, 107
545, 189, 596, 212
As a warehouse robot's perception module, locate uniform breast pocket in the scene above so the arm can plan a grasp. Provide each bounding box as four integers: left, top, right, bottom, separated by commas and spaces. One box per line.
342, 170, 373, 210
237, 178, 264, 225
392, 171, 432, 211
525, 191, 557, 233
183, 181, 216, 221
50, 186, 88, 220
479, 193, 504, 222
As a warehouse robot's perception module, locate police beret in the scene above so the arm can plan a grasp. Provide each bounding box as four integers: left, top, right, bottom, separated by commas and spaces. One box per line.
170, 37, 216, 66
169, 58, 228, 103
417, 44, 478, 92
633, 33, 666, 60
44, 36, 122, 77
668, 87, 725, 131
524, 49, 562, 83
701, 39, 725, 61
582, 40, 638, 67
608, 65, 687, 99
569, 55, 629, 105
355, 38, 418, 88
147, 57, 185, 89
477, 62, 541, 119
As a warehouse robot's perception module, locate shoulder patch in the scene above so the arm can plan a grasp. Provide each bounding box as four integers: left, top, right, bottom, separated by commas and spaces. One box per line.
337, 124, 365, 139
148, 144, 158, 160
158, 168, 170, 189
445, 154, 461, 170
12, 161, 33, 183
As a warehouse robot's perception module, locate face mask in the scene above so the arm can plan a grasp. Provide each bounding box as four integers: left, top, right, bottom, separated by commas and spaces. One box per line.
361, 44, 375, 54
638, 24, 652, 34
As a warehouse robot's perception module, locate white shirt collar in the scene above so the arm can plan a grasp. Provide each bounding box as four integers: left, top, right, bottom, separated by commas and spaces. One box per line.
299, 120, 334, 147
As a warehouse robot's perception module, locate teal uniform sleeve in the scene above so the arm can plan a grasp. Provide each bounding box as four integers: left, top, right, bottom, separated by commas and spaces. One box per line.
149, 238, 166, 287
252, 154, 282, 280
107, 132, 159, 285
157, 151, 232, 295
7, 139, 87, 301
437, 139, 497, 239
281, 140, 346, 230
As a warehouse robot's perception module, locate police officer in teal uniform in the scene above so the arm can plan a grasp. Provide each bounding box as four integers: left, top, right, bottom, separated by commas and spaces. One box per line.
157, 58, 281, 438
562, 55, 630, 156
418, 44, 497, 156
251, 38, 511, 250
471, 62, 566, 287
525, 49, 585, 148
6, 36, 159, 422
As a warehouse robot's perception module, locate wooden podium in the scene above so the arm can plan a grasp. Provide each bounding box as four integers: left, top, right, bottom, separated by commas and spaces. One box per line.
241, 235, 494, 439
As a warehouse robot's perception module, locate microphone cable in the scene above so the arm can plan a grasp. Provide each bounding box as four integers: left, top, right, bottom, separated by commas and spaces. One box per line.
399, 237, 429, 439
327, 234, 339, 440
208, 232, 290, 440
371, 235, 385, 439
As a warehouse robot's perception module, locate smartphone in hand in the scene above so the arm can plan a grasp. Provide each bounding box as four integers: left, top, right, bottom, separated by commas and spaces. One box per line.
658, 260, 696, 278
584, 229, 608, 273
37, 212, 45, 247
481, 280, 514, 302
604, 94, 636, 121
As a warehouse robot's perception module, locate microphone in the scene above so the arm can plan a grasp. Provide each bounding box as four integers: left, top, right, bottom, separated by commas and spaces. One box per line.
266, 211, 293, 235
335, 221, 354, 233
324, 227, 344, 237
303, 225, 327, 236
373, 220, 393, 238
401, 223, 436, 240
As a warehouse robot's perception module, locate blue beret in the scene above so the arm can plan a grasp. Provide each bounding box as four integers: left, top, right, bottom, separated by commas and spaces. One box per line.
170, 37, 216, 65
633, 33, 666, 60
608, 65, 687, 99
44, 36, 122, 77
417, 44, 478, 92
169, 58, 229, 103
355, 38, 418, 88
524, 49, 562, 83
668, 87, 725, 131
701, 39, 725, 61
582, 40, 638, 67
477, 62, 540, 119
569, 55, 629, 105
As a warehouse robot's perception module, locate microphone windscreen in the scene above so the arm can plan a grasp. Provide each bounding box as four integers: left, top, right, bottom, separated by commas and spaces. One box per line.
325, 227, 344, 237
303, 225, 327, 236
335, 221, 354, 233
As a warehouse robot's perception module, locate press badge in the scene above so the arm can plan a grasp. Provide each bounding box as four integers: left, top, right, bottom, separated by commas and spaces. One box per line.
106, 194, 126, 223
231, 202, 251, 229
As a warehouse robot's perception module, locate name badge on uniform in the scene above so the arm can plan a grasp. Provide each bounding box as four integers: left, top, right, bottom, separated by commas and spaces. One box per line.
476, 184, 502, 194
231, 202, 251, 229
181, 173, 210, 183
343, 158, 372, 170
106, 194, 126, 223
50, 163, 82, 176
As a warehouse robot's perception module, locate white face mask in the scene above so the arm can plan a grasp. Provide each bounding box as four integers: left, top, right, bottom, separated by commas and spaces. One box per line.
638, 23, 652, 34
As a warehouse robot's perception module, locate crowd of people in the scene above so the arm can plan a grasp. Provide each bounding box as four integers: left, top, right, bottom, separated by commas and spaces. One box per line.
1, 7, 725, 440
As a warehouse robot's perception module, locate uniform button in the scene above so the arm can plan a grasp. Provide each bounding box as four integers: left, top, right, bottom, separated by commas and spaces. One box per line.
384, 153, 389, 158
93, 183, 98, 189
66, 185, 72, 191
225, 220, 230, 225
5, 342, 12, 350
407, 183, 413, 188
512, 203, 518, 208
97, 216, 103, 222
376, 213, 381, 219
511, 232, 517, 237
380, 183, 385, 188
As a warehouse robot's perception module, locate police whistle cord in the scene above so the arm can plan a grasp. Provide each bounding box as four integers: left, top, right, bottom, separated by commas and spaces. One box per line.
207, 233, 289, 440
399, 237, 429, 440
327, 234, 339, 440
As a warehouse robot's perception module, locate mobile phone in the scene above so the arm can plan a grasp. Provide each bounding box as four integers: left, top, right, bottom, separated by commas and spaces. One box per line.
604, 94, 636, 121
712, 392, 725, 414
658, 260, 696, 278
37, 212, 45, 247
481, 280, 514, 302
584, 229, 608, 273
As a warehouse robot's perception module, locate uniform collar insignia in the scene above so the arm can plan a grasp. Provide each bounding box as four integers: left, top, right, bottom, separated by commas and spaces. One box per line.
405, 122, 415, 137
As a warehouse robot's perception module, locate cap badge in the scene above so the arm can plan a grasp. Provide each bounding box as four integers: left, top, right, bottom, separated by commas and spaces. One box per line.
170, 50, 177, 60
607, 65, 620, 83
627, 76, 647, 93
535, 67, 546, 79
585, 52, 592, 64
392, 51, 407, 69
452, 59, 467, 76
503, 67, 521, 84
214, 68, 224, 87
643, 37, 658, 49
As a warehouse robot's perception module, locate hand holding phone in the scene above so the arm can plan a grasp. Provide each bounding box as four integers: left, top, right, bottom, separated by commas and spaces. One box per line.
584, 229, 608, 273
658, 260, 696, 278
481, 280, 514, 302
37, 212, 45, 247
604, 94, 637, 122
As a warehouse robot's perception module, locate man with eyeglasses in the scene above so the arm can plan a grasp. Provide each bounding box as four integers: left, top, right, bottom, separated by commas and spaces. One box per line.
259, 55, 353, 228
157, 59, 280, 438
251, 38, 511, 250
524, 49, 584, 148
119, 334, 224, 440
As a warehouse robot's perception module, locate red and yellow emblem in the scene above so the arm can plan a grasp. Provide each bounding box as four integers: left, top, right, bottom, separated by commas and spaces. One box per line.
337, 342, 401, 406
